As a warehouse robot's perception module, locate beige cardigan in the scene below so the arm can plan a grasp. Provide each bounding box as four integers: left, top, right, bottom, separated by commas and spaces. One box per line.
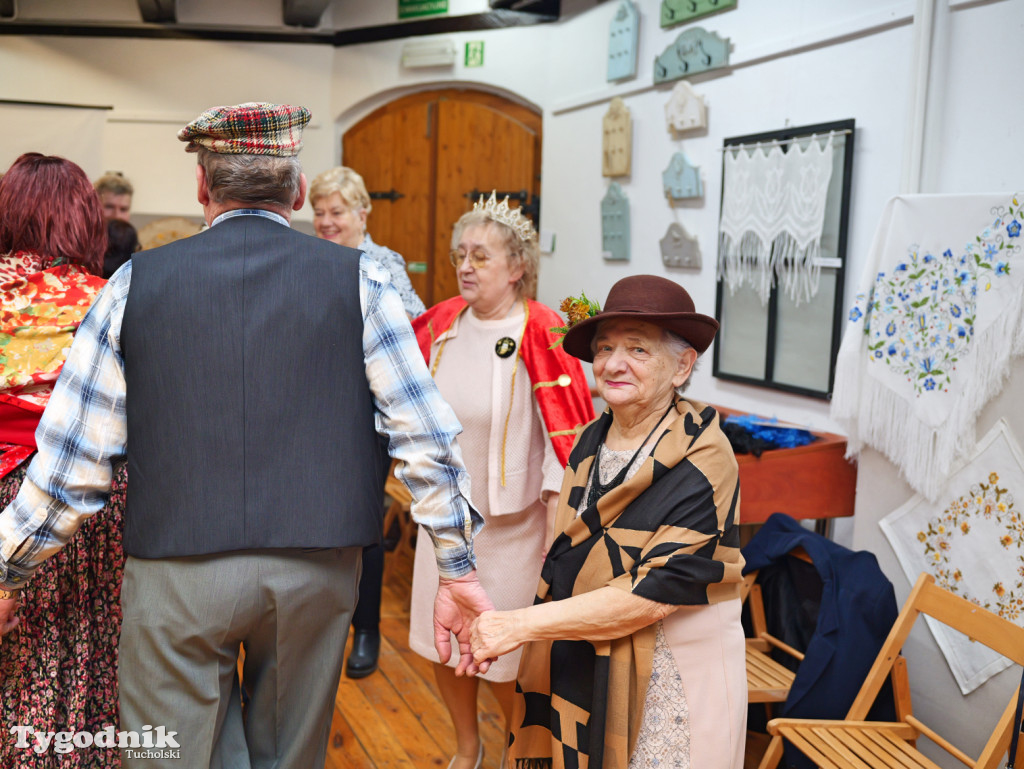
429, 307, 563, 517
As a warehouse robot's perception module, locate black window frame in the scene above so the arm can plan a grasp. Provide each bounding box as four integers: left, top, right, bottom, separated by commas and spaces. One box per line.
712, 118, 856, 400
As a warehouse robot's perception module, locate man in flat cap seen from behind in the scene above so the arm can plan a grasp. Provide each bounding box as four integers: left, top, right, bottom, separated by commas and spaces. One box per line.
0, 102, 493, 767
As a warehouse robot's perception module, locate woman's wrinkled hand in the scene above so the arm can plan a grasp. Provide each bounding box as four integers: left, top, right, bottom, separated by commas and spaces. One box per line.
471, 609, 526, 663
0, 595, 20, 637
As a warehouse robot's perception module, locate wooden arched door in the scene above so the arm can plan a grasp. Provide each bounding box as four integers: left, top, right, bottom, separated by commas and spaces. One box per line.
342, 89, 542, 306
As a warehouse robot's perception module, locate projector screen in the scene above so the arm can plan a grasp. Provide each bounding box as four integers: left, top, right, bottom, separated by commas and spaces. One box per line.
0, 100, 109, 180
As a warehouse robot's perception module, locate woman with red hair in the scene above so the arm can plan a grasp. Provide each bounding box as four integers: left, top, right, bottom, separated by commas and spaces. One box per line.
0, 153, 125, 769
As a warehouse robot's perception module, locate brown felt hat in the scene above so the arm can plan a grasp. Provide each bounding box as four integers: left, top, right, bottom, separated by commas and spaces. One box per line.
562, 275, 719, 361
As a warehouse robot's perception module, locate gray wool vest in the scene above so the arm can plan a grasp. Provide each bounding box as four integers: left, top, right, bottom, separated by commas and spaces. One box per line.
120, 214, 387, 558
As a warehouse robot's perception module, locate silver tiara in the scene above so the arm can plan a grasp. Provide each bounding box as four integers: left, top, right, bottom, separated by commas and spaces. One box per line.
473, 191, 536, 243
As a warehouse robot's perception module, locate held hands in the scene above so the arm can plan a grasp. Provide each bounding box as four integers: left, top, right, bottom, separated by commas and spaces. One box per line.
0, 596, 20, 638
471, 609, 526, 665
434, 570, 496, 677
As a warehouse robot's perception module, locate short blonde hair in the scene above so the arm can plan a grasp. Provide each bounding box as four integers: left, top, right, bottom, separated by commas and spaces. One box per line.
94, 171, 133, 197
451, 210, 539, 299
308, 166, 371, 213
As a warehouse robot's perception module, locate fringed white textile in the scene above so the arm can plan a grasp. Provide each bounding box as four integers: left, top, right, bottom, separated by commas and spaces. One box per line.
718, 135, 834, 305
880, 419, 1024, 694
832, 193, 1024, 501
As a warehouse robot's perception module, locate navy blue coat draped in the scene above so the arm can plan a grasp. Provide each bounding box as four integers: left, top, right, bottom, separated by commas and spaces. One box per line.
742, 513, 898, 769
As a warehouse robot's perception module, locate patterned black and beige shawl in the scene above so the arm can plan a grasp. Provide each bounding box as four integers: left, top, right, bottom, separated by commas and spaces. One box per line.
507, 398, 744, 769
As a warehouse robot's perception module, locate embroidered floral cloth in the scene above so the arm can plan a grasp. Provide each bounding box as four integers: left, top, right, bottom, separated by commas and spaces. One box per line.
0, 251, 107, 479
718, 135, 834, 305
832, 193, 1024, 500
880, 419, 1024, 693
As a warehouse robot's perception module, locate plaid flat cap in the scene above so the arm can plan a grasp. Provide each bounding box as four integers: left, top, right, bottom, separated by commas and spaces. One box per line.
178, 102, 311, 156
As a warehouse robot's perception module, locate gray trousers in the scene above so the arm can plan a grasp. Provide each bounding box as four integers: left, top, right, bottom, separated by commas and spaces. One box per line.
118, 547, 361, 769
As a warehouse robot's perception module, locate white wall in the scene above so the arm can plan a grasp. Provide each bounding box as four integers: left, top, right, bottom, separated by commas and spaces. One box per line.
330, 1, 923, 433
0, 35, 335, 223
848, 2, 1024, 762
333, 1, 1024, 762
538, 5, 915, 433
923, 1, 1024, 193
330, 24, 548, 126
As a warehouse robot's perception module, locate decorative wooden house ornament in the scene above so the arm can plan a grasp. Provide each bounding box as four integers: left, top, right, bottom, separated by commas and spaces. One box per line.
607, 1, 640, 82
660, 0, 737, 29
602, 97, 632, 177
665, 80, 707, 133
601, 183, 630, 261
660, 222, 702, 269
662, 153, 703, 200
654, 27, 730, 84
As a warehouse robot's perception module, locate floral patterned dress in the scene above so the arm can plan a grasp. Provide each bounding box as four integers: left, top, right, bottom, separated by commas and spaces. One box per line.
0, 251, 125, 769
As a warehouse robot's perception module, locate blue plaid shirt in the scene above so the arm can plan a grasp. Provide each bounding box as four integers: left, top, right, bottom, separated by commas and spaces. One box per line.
0, 209, 481, 588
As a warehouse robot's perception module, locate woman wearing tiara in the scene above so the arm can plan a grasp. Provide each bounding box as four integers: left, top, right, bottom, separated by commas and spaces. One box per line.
409, 193, 594, 769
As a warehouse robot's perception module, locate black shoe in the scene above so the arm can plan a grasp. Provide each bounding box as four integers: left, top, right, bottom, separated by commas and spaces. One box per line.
345, 628, 380, 679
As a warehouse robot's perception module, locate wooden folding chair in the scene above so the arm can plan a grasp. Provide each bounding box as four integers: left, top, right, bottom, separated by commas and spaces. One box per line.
756, 572, 1024, 769
742, 551, 809, 705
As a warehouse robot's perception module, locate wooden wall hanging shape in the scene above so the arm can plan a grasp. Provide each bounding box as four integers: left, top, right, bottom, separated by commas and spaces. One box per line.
654, 27, 730, 84
660, 222, 702, 269
660, 0, 737, 29
602, 97, 632, 177
662, 152, 703, 199
665, 80, 707, 133
607, 0, 640, 82
601, 183, 630, 261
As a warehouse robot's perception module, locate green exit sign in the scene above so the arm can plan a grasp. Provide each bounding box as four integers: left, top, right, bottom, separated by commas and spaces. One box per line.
465, 41, 484, 67
399, 0, 448, 19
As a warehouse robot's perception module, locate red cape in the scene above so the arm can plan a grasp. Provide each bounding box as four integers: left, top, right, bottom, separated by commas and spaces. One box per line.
413, 296, 595, 466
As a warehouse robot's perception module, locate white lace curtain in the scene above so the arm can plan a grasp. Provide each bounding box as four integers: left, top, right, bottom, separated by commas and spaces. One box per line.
717, 135, 835, 305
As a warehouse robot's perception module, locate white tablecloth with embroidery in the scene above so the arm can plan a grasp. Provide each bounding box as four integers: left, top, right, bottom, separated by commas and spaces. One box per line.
880, 419, 1024, 694
832, 193, 1024, 500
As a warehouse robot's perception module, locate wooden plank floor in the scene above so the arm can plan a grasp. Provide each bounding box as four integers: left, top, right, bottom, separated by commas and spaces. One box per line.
325, 547, 508, 769
325, 544, 770, 769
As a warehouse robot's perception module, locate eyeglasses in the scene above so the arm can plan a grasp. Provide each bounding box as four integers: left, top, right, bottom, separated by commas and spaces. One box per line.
449, 248, 493, 270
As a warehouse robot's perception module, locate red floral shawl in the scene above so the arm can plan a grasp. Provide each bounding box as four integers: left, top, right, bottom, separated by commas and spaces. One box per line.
412, 296, 595, 466
0, 251, 107, 478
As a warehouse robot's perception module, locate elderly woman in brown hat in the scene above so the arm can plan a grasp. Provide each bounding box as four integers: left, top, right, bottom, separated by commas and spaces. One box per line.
408, 193, 595, 769
471, 275, 747, 769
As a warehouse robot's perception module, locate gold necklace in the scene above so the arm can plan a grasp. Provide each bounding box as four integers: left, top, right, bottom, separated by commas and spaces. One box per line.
429, 299, 530, 487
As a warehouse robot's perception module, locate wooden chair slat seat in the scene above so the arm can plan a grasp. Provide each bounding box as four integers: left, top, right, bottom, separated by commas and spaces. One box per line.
745, 645, 796, 702
758, 573, 1024, 769
868, 732, 942, 769
838, 729, 915, 769
842, 728, 924, 769
742, 560, 806, 707
777, 726, 856, 769
808, 725, 878, 769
